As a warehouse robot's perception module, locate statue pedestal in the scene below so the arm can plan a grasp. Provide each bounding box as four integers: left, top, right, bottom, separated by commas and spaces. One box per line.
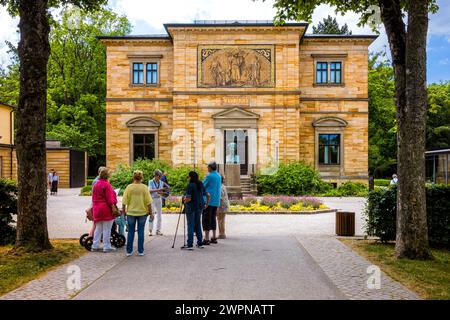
224, 164, 242, 200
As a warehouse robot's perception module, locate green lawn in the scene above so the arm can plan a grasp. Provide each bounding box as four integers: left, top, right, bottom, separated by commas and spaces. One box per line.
0, 239, 86, 296
340, 239, 450, 300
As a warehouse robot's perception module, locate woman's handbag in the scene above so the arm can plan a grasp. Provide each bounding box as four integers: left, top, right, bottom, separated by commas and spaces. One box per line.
85, 207, 93, 221
111, 204, 120, 217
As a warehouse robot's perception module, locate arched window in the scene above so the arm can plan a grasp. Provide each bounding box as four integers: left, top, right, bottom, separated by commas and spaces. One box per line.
312, 117, 348, 169
126, 117, 161, 163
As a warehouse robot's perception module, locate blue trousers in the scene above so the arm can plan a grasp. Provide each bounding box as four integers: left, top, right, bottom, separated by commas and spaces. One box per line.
186, 209, 203, 247
126, 215, 147, 254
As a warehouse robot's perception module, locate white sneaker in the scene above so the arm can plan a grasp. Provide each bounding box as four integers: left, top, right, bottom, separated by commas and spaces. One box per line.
148, 231, 153, 236
103, 247, 117, 253
126, 252, 133, 257
138, 252, 145, 256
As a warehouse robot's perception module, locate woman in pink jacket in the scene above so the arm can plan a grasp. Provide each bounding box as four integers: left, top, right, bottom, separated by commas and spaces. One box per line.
91, 167, 118, 252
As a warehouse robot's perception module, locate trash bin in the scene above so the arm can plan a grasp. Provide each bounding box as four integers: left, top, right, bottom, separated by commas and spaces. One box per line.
335, 211, 355, 236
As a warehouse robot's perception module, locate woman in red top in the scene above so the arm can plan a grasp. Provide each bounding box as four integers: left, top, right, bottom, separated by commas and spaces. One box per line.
91, 167, 117, 252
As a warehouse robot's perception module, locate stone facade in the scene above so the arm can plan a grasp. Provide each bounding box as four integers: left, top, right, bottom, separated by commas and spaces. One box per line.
100, 22, 375, 183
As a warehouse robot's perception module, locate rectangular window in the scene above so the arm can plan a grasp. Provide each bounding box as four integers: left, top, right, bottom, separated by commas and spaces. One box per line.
132, 63, 144, 84
316, 62, 328, 84
133, 134, 155, 161
146, 62, 158, 85
330, 62, 342, 84
319, 134, 340, 165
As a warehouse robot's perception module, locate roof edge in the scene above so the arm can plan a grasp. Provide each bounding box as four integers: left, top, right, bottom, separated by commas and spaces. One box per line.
304, 34, 378, 39
163, 22, 309, 28
0, 101, 17, 109
96, 35, 171, 40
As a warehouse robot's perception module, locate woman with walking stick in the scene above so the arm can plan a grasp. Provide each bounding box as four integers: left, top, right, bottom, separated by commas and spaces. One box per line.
181, 171, 210, 250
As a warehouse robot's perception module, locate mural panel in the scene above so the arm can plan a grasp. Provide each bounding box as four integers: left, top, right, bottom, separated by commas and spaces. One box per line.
198, 45, 275, 88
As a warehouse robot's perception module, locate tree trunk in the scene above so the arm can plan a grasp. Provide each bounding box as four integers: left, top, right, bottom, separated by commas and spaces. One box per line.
380, 0, 431, 259
395, 0, 431, 259
15, 0, 52, 251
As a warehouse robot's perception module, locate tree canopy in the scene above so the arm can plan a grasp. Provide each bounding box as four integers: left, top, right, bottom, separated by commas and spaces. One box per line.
368, 52, 450, 178
46, 6, 131, 169
312, 15, 351, 34
0, 5, 131, 172
267, 0, 438, 30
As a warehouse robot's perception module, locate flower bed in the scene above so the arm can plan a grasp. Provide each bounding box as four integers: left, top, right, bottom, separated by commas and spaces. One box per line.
162, 195, 331, 214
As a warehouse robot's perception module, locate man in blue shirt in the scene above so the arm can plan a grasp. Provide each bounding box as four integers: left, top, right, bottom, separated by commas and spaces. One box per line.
202, 162, 222, 245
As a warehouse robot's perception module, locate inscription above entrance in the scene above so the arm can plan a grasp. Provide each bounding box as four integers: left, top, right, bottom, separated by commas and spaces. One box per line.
198, 45, 275, 88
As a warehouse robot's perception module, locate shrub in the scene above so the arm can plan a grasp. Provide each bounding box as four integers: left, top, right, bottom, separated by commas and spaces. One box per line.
257, 162, 331, 196
364, 187, 397, 242
109, 159, 171, 192
109, 160, 206, 195
364, 185, 450, 248
0, 179, 17, 245
323, 181, 368, 197
80, 185, 92, 196
374, 179, 390, 187
426, 185, 450, 248
167, 166, 205, 195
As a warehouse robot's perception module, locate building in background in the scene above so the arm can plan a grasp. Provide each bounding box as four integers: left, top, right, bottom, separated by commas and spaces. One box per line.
0, 102, 87, 188
426, 149, 450, 185
0, 101, 15, 179
101, 21, 375, 187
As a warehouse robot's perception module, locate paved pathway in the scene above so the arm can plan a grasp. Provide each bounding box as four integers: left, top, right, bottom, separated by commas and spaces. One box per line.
1, 189, 419, 300
74, 235, 345, 300
45, 189, 366, 238
296, 235, 419, 300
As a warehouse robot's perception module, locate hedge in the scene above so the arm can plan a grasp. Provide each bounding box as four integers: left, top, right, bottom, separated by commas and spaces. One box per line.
322, 181, 368, 197
364, 185, 450, 248
374, 179, 391, 187
256, 162, 368, 197
0, 179, 17, 245
256, 162, 331, 196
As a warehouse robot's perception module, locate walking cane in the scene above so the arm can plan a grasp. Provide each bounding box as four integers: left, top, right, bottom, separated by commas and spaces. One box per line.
171, 201, 184, 248
183, 203, 187, 248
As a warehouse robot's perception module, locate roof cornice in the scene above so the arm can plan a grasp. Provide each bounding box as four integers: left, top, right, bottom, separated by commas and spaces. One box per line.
304, 34, 378, 40
164, 22, 309, 40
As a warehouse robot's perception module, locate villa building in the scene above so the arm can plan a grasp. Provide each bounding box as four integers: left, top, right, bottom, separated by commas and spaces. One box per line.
99, 21, 376, 186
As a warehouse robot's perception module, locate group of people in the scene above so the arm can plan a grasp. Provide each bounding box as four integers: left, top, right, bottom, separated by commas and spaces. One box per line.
184, 161, 229, 250
88, 161, 229, 256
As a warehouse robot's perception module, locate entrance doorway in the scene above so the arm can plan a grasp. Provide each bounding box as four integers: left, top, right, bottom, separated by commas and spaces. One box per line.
224, 129, 248, 175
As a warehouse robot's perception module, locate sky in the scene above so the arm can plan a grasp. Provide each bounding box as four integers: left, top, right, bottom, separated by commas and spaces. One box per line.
0, 0, 449, 83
